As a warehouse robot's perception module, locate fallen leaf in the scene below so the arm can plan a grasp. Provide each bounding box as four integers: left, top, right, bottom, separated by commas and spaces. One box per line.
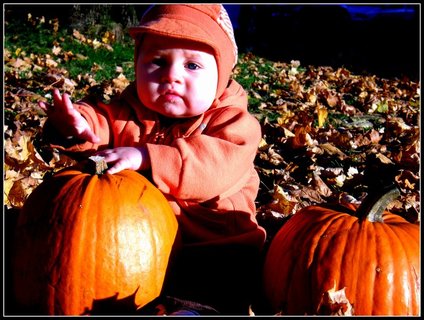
317, 284, 354, 315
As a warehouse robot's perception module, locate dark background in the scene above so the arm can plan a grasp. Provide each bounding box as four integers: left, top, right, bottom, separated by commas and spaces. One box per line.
228, 4, 420, 81
4, 4, 420, 80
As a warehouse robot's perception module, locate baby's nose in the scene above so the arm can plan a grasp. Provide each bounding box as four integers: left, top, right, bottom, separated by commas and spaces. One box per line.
162, 64, 183, 83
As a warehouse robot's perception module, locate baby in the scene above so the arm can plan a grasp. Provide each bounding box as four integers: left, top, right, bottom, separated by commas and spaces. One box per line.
40, 4, 266, 314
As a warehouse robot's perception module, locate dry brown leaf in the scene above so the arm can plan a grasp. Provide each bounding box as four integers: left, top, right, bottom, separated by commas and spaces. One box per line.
375, 152, 395, 164
369, 128, 382, 144
112, 73, 130, 92
326, 93, 339, 107
312, 172, 333, 197
299, 186, 325, 203
4, 31, 420, 224
73, 29, 87, 42
319, 143, 347, 160
291, 125, 315, 149
267, 185, 298, 216
317, 284, 354, 315
4, 133, 31, 163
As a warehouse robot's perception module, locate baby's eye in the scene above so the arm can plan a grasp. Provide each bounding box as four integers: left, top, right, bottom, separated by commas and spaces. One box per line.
152, 58, 166, 67
186, 62, 200, 70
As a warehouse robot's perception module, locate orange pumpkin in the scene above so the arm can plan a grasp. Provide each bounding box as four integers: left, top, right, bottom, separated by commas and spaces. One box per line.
262, 186, 420, 315
12, 158, 178, 315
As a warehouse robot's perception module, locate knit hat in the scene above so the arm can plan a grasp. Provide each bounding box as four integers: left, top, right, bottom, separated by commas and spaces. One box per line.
128, 4, 238, 98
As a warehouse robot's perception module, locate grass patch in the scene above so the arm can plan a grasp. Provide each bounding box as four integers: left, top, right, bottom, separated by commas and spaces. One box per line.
5, 11, 136, 83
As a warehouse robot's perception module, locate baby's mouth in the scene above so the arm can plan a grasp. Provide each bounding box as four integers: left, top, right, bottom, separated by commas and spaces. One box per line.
161, 92, 182, 103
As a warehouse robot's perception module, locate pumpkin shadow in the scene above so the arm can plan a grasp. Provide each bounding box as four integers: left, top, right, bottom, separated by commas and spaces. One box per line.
82, 287, 141, 315
4, 206, 20, 315
81, 290, 219, 316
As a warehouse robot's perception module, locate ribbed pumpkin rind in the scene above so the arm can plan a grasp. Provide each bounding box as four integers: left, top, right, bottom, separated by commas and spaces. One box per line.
263, 205, 420, 316
12, 167, 178, 315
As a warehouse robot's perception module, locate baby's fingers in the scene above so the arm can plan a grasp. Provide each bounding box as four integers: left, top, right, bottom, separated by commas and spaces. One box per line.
38, 101, 49, 113
105, 160, 127, 175
79, 128, 101, 144
53, 89, 75, 114
38, 89, 73, 115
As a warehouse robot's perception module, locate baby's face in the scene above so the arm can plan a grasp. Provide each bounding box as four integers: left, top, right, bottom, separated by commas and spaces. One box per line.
136, 34, 218, 118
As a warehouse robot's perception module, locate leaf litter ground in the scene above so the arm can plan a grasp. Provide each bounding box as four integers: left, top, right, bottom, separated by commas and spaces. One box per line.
4, 25, 420, 245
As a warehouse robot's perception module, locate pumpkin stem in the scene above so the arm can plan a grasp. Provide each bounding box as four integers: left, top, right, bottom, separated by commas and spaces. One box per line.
356, 183, 401, 222
88, 156, 108, 175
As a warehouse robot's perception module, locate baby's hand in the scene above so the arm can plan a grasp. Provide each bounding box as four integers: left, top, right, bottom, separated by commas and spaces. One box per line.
38, 88, 100, 143
95, 147, 151, 174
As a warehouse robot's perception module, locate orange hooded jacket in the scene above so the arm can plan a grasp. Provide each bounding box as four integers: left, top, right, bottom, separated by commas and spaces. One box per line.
45, 80, 266, 250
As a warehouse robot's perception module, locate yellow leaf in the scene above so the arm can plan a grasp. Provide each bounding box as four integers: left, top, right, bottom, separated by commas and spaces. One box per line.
317, 106, 328, 128
102, 31, 111, 44
307, 91, 317, 104
277, 110, 295, 126
3, 173, 16, 208
5, 180, 25, 208
258, 137, 268, 149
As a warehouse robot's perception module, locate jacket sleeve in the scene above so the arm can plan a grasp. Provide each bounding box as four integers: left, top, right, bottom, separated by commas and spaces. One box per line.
42, 100, 122, 155
147, 107, 262, 201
